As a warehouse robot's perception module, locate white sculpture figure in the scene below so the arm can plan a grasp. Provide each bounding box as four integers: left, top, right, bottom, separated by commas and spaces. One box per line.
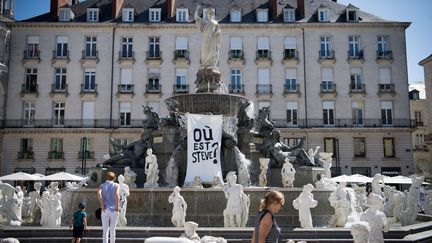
360, 193, 389, 243
65, 181, 83, 190
383, 185, 397, 217
211, 176, 224, 188
237, 157, 251, 187
371, 174, 384, 196
194, 5, 221, 68
293, 183, 318, 228
50, 192, 62, 227
223, 171, 250, 227
352, 184, 367, 211
180, 221, 201, 243
144, 148, 160, 188
400, 175, 424, 226
315, 173, 338, 190
124, 166, 137, 188
350, 221, 371, 243
39, 191, 50, 226
393, 190, 406, 222
281, 158, 296, 188
307, 146, 320, 165
165, 157, 179, 187
201, 236, 227, 243
319, 152, 333, 178
117, 175, 130, 227
0, 183, 22, 226
14, 186, 24, 220
259, 158, 270, 187
328, 182, 351, 227
168, 186, 187, 227
29, 182, 42, 222
21, 196, 32, 219
424, 190, 432, 215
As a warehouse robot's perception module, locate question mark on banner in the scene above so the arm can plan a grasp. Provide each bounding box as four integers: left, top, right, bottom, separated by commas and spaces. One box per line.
211, 142, 219, 164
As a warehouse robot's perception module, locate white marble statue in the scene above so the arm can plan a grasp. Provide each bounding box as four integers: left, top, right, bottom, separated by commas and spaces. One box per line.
352, 184, 367, 211
39, 182, 63, 227
393, 190, 406, 222
328, 182, 351, 227
293, 183, 318, 228
237, 156, 251, 187
51, 192, 62, 227
201, 236, 227, 243
124, 166, 137, 188
307, 146, 320, 165
315, 173, 338, 190
168, 186, 187, 227
259, 158, 270, 187
424, 190, 432, 215
180, 221, 201, 243
223, 171, 250, 227
0, 183, 22, 226
21, 196, 32, 219
319, 152, 333, 178
117, 175, 130, 227
211, 176, 224, 188
29, 182, 42, 223
360, 193, 389, 243
350, 221, 371, 243
371, 174, 384, 196
194, 5, 221, 69
383, 185, 397, 217
281, 158, 296, 188
165, 157, 179, 187
400, 175, 424, 226
14, 186, 24, 220
144, 148, 160, 188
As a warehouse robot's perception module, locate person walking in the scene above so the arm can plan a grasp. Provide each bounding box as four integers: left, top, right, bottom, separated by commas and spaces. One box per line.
251, 190, 285, 243
97, 172, 120, 243
69, 202, 88, 243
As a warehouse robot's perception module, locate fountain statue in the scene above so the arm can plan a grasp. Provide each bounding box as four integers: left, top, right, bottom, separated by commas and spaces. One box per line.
144, 148, 159, 188
14, 186, 24, 220
424, 190, 432, 215
123, 166, 137, 188
223, 171, 249, 227
29, 182, 42, 223
360, 193, 389, 243
117, 175, 130, 227
281, 158, 296, 188
383, 185, 397, 217
0, 183, 22, 226
40, 182, 62, 227
307, 146, 320, 165
180, 221, 200, 242
371, 174, 384, 196
350, 221, 371, 243
328, 182, 351, 227
319, 152, 333, 178
168, 186, 187, 227
259, 158, 270, 187
293, 184, 318, 228
400, 175, 424, 226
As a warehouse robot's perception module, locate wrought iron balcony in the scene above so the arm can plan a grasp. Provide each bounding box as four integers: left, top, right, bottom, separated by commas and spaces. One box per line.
117, 84, 134, 94
21, 83, 38, 94
349, 83, 366, 94
173, 84, 189, 94
146, 51, 162, 60
347, 50, 364, 60
146, 84, 161, 94
376, 50, 393, 59
50, 84, 68, 95
320, 83, 336, 93
378, 84, 395, 95
80, 84, 98, 95
319, 50, 335, 59
118, 51, 135, 62
82, 50, 98, 59
256, 84, 272, 94
48, 151, 64, 160
228, 84, 245, 94
256, 50, 271, 60
173, 50, 189, 60
413, 145, 429, 152
283, 49, 299, 60
78, 151, 95, 160
425, 133, 432, 144
228, 50, 245, 60
284, 84, 300, 94
18, 151, 34, 160
52, 50, 70, 59
23, 50, 40, 60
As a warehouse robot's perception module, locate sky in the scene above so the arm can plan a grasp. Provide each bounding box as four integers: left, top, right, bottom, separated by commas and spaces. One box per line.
13, 0, 432, 94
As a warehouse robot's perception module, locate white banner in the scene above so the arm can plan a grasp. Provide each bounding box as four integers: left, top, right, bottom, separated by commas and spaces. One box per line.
186, 113, 223, 183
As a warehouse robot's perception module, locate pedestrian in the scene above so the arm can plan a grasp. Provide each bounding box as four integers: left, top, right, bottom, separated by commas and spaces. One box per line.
97, 172, 120, 243
251, 190, 285, 243
69, 202, 88, 243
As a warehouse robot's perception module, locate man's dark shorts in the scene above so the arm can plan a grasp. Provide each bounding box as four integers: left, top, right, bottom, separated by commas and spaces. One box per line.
73, 226, 84, 238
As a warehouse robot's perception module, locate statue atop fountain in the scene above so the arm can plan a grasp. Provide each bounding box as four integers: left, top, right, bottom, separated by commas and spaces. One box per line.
360, 193, 389, 243
144, 148, 159, 188
223, 172, 250, 227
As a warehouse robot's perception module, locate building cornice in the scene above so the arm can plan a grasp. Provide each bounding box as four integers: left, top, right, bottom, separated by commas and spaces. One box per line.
0, 128, 143, 134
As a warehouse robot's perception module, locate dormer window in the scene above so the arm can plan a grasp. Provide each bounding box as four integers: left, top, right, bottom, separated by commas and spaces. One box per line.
318, 8, 329, 22
230, 9, 241, 22
176, 8, 189, 22
347, 9, 358, 22
122, 8, 134, 22
59, 8, 72, 22
87, 8, 99, 22
256, 9, 268, 22
149, 8, 161, 22
283, 9, 295, 22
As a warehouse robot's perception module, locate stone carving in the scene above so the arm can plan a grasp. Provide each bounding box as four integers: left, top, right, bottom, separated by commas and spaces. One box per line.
256, 107, 274, 136
144, 148, 160, 188
165, 157, 179, 187
424, 190, 432, 215
142, 105, 160, 130
211, 176, 224, 188
350, 221, 371, 243
393, 190, 406, 222
117, 175, 130, 227
237, 100, 254, 130
14, 186, 24, 220
328, 182, 351, 227
400, 175, 424, 226
319, 152, 333, 178
281, 158, 296, 188
21, 196, 32, 219
371, 174, 384, 196
293, 184, 318, 228
352, 184, 367, 211
223, 171, 250, 227
184, 176, 204, 188
258, 158, 270, 187
307, 146, 320, 165
29, 182, 42, 223
101, 137, 149, 168
315, 173, 338, 190
0, 183, 22, 226
160, 100, 181, 129
201, 236, 227, 243
383, 185, 397, 217
168, 186, 187, 227
180, 221, 200, 243
40, 182, 62, 227
360, 193, 389, 243
124, 166, 137, 188
237, 158, 251, 187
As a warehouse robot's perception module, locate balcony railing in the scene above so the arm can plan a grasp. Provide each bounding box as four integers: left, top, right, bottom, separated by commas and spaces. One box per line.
146, 84, 161, 93
272, 119, 415, 128
117, 84, 134, 94
173, 50, 189, 60
146, 51, 162, 60
347, 50, 364, 60
48, 151, 64, 160
378, 84, 395, 94
52, 50, 70, 59
376, 50, 393, 59
228, 50, 244, 60
319, 50, 335, 59
284, 84, 299, 94
173, 84, 189, 94
228, 84, 245, 94
82, 50, 99, 59
283, 49, 299, 60
21, 84, 38, 94
349, 83, 365, 94
320, 83, 336, 93
23, 50, 40, 59
50, 84, 68, 94
256, 50, 272, 60
78, 151, 95, 160
118, 51, 135, 61
413, 145, 429, 152
18, 151, 34, 160
425, 133, 432, 143
80, 84, 97, 94
256, 84, 272, 94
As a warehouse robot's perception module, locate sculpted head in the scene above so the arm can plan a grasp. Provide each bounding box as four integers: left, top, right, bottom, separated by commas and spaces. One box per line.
118, 174, 125, 183
34, 182, 42, 190
206, 8, 215, 19
174, 186, 181, 193
147, 148, 153, 155
350, 221, 370, 243
226, 171, 237, 184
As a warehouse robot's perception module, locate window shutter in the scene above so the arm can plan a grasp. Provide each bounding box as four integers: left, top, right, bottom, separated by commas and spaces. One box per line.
230, 37, 242, 50
82, 102, 95, 120
120, 69, 132, 84
284, 37, 297, 49
323, 101, 334, 109
379, 68, 391, 84
257, 37, 269, 50
258, 69, 270, 84
321, 68, 333, 81
381, 101, 392, 110
175, 37, 188, 50
28, 36, 39, 44
56, 36, 68, 43
285, 69, 297, 79
120, 102, 131, 112
351, 67, 361, 74
176, 68, 187, 77
286, 102, 298, 110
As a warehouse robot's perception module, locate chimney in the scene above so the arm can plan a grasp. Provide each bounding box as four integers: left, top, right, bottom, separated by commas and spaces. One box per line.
50, 0, 70, 19
269, 0, 278, 20
112, 0, 124, 19
167, 0, 176, 19
297, 0, 305, 19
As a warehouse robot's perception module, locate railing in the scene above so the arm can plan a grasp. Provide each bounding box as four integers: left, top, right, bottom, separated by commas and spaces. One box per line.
21, 84, 38, 94
283, 49, 299, 60
425, 133, 432, 143
117, 84, 134, 94
17, 151, 34, 160
146, 51, 162, 60
23, 50, 40, 59
173, 84, 189, 94
272, 119, 415, 128
80, 84, 97, 94
78, 151, 95, 159
256, 84, 272, 94
349, 83, 365, 93
48, 151, 64, 159
146, 84, 161, 93
228, 84, 245, 94
284, 84, 299, 94
347, 50, 364, 59
378, 84, 395, 94
319, 50, 335, 59
50, 83, 68, 94
119, 51, 135, 60
52, 50, 69, 59
256, 50, 272, 60
173, 50, 189, 60
413, 145, 429, 152
320, 83, 336, 93
415, 121, 424, 127
376, 50, 393, 59
82, 50, 98, 59
228, 50, 244, 60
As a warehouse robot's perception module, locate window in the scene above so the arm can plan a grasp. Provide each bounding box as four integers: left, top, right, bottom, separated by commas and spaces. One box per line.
383, 138, 395, 158
56, 36, 68, 57
25, 68, 37, 92
53, 102, 65, 126
148, 37, 160, 58
149, 8, 161, 22
82, 101, 95, 127
318, 8, 329, 22
320, 36, 332, 57
148, 75, 160, 91
415, 134, 424, 146
381, 101, 393, 126
54, 68, 67, 91
256, 9, 268, 22
229, 37, 243, 58
324, 138, 336, 157
285, 69, 297, 92
80, 137, 93, 159
175, 37, 188, 59
321, 67, 333, 91
176, 9, 189, 22
84, 36, 97, 57
350, 68, 362, 90
257, 37, 270, 58
286, 102, 298, 126
120, 68, 133, 92
121, 37, 133, 58
175, 68, 188, 92
26, 36, 39, 57
87, 8, 99, 22
59, 8, 71, 22
348, 36, 360, 57
379, 67, 392, 91
120, 102, 132, 126
415, 111, 422, 125
230, 69, 242, 92
230, 9, 241, 22
20, 138, 33, 158
283, 9, 295, 22
377, 36, 390, 54
122, 8, 134, 22
84, 68, 96, 91
347, 9, 358, 22
49, 138, 63, 159
257, 68, 271, 94
352, 101, 364, 126
284, 37, 297, 59
284, 138, 302, 147
23, 102, 35, 126
323, 101, 335, 126
354, 137, 366, 158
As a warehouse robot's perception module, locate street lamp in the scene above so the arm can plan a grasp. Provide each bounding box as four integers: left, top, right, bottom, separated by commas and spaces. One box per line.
81, 137, 87, 175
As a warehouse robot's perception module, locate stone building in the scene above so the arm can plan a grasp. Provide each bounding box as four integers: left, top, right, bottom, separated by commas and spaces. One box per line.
1, 0, 414, 178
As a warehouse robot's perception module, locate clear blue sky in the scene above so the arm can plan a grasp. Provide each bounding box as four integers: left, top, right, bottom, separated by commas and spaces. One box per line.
14, 0, 432, 83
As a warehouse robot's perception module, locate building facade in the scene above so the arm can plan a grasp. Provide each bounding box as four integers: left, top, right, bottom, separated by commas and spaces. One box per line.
1, 0, 414, 178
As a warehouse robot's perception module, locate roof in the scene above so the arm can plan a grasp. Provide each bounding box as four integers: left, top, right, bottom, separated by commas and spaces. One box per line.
419, 54, 432, 66
19, 0, 403, 24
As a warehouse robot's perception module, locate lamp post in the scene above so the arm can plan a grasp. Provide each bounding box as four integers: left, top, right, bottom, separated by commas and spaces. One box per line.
81, 137, 87, 175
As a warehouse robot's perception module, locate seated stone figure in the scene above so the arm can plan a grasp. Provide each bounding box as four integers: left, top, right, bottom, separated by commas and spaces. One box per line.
99, 138, 148, 168
142, 105, 160, 130
255, 107, 274, 136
